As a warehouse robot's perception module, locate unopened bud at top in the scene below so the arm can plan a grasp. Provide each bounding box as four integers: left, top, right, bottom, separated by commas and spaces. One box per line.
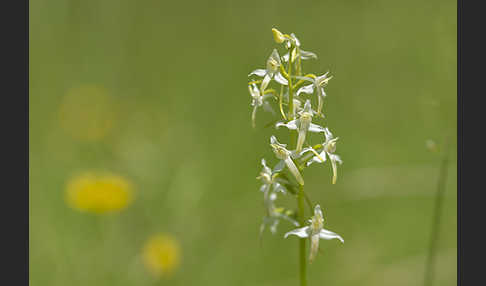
272, 28, 285, 44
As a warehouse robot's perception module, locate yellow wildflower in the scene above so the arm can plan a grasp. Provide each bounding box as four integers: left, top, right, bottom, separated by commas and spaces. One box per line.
65, 172, 134, 214
142, 234, 181, 278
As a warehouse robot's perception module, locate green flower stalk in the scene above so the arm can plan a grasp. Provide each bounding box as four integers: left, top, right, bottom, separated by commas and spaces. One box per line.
248, 28, 345, 286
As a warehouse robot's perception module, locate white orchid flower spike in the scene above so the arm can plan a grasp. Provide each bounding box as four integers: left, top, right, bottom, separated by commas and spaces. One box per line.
275, 100, 326, 153
248, 49, 288, 93
284, 205, 343, 263
269, 135, 304, 185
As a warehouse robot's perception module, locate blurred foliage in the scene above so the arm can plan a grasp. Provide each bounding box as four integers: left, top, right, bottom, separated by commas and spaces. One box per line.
29, 0, 456, 285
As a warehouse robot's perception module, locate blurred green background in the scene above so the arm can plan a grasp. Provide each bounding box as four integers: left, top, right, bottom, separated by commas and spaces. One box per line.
29, 0, 457, 285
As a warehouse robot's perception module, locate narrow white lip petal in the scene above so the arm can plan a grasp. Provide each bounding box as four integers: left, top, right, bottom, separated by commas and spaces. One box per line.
251, 105, 258, 128
319, 228, 344, 243
330, 155, 339, 184
274, 72, 289, 85
296, 84, 315, 96
296, 128, 307, 153
308, 123, 326, 133
309, 234, 320, 263
284, 226, 310, 238
285, 157, 304, 185
248, 69, 267, 77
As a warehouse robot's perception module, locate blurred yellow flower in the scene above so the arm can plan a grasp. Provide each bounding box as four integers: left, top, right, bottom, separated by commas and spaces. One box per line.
142, 234, 181, 278
65, 172, 134, 214
59, 85, 116, 142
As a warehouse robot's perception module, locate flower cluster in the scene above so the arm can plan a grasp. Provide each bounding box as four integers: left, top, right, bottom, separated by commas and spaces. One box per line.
249, 28, 344, 264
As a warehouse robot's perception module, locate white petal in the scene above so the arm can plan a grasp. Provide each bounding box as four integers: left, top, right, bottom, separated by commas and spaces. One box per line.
330, 154, 343, 165
299, 147, 315, 156
248, 69, 267, 77
309, 234, 320, 263
319, 87, 327, 98
284, 226, 310, 238
300, 49, 318, 60
261, 158, 268, 168
260, 184, 268, 192
260, 74, 272, 92
296, 84, 315, 96
274, 72, 289, 85
329, 153, 341, 184
306, 151, 327, 166
308, 123, 326, 133
276, 119, 298, 130
294, 76, 315, 82
323, 128, 333, 142
319, 228, 344, 243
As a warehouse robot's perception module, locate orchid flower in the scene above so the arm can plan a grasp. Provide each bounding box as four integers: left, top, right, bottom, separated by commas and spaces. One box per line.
249, 83, 275, 128
269, 135, 304, 185
256, 158, 288, 194
259, 191, 299, 235
296, 72, 332, 116
275, 100, 326, 153
281, 33, 317, 63
284, 205, 343, 263
248, 49, 288, 93
300, 127, 343, 184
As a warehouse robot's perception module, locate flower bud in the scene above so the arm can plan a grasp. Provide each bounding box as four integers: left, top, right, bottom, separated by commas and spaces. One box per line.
272, 28, 285, 44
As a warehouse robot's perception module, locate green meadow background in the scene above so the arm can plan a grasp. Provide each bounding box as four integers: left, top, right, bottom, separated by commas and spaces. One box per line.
29, 0, 457, 285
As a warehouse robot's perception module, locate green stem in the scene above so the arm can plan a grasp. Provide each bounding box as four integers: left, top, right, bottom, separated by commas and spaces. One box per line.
287, 48, 294, 120
298, 185, 307, 286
